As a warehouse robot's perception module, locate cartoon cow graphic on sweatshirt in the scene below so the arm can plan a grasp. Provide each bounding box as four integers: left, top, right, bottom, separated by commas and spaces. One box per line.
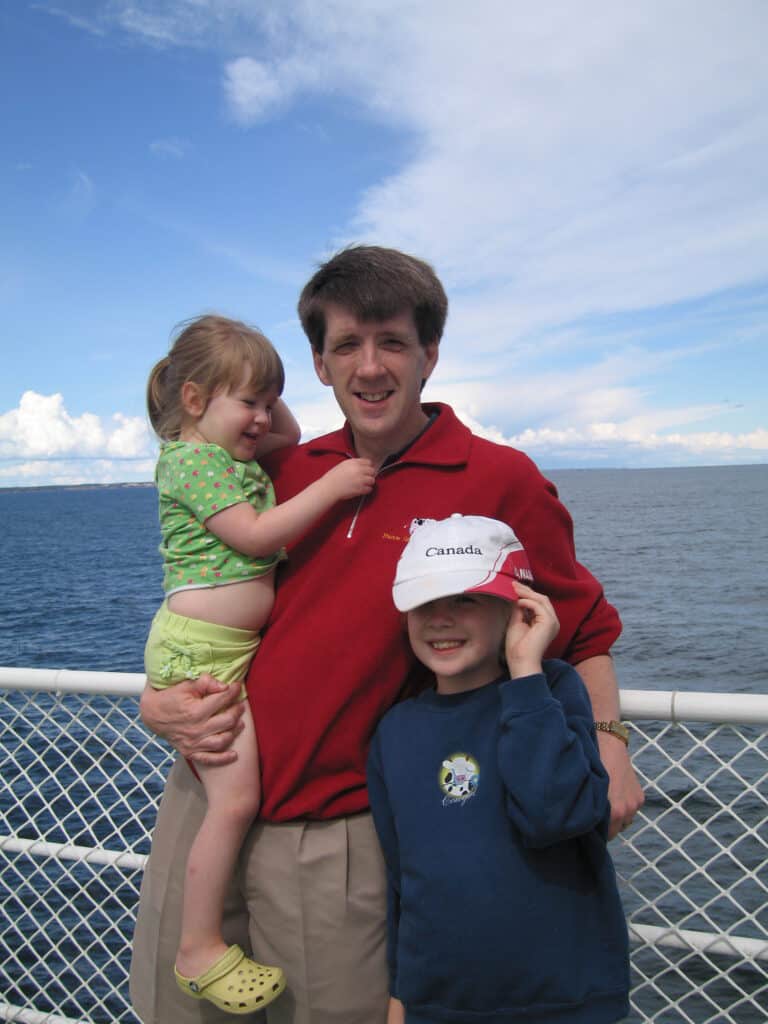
439, 753, 480, 805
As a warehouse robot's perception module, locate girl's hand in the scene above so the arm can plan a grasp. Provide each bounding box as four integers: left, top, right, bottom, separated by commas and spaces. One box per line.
322, 458, 376, 500
387, 997, 405, 1024
504, 582, 560, 679
251, 397, 302, 457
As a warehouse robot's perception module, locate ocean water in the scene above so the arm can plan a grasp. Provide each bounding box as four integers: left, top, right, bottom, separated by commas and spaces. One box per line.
1, 485, 161, 674
1, 465, 766, 693
548, 464, 767, 696
2, 465, 767, 1022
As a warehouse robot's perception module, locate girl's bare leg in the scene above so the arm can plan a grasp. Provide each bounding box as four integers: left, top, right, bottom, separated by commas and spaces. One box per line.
174, 700, 260, 977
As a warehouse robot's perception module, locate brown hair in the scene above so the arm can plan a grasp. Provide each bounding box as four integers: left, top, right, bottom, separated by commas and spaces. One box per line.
146, 315, 284, 441
297, 245, 448, 353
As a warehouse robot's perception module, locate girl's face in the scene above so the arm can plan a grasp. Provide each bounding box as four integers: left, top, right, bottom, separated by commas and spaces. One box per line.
181, 368, 278, 462
407, 593, 512, 695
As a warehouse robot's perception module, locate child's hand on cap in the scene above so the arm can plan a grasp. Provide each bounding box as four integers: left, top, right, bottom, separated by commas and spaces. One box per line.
504, 583, 560, 679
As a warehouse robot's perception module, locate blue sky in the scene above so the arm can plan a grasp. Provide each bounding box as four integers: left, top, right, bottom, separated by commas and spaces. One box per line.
1, 0, 766, 486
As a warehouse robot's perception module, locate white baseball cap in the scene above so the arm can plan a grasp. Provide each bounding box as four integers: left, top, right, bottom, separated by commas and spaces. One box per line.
392, 514, 534, 612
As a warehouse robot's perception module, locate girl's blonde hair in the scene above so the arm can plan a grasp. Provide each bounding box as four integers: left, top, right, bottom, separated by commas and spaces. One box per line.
147, 315, 285, 441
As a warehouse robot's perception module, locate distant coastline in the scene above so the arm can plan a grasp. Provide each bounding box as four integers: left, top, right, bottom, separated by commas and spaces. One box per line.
0, 481, 154, 494
1, 463, 765, 493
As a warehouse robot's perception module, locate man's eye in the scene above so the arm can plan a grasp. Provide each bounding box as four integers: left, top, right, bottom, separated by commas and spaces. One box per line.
382, 339, 405, 350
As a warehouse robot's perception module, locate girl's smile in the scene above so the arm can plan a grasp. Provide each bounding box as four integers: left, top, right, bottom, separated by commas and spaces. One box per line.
181, 369, 279, 463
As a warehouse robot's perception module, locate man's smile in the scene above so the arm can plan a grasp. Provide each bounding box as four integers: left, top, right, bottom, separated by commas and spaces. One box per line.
356, 391, 392, 403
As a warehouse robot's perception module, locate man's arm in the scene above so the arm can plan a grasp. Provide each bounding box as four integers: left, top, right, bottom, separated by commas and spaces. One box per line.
496, 462, 642, 838
139, 675, 246, 765
575, 654, 644, 839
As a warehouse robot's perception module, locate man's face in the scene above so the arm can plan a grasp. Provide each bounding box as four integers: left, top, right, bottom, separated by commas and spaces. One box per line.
312, 304, 439, 461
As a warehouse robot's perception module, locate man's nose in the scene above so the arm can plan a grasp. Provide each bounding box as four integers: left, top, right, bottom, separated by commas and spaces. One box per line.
356, 341, 385, 376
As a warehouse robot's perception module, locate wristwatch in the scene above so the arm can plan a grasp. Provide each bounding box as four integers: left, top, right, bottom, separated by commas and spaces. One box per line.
594, 720, 630, 747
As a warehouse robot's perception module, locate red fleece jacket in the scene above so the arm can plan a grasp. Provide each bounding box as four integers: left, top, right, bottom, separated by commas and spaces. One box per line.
250, 403, 621, 821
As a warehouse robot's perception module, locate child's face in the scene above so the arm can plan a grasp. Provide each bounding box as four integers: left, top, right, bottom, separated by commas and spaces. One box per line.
183, 368, 279, 462
407, 593, 512, 694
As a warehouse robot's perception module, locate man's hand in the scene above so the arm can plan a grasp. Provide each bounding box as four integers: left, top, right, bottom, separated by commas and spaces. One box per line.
575, 654, 644, 839
139, 675, 246, 765
598, 734, 645, 839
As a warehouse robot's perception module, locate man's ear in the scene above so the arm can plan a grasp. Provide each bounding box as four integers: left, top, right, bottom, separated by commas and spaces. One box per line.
313, 349, 331, 387
181, 380, 206, 417
421, 340, 439, 389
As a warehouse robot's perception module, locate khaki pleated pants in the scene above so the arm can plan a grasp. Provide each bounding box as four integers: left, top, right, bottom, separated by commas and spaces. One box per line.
130, 758, 389, 1024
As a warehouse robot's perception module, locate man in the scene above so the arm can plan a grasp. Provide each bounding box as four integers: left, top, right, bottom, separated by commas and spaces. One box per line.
131, 246, 643, 1024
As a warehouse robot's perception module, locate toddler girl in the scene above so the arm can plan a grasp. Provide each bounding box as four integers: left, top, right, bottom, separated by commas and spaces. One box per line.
144, 315, 375, 1014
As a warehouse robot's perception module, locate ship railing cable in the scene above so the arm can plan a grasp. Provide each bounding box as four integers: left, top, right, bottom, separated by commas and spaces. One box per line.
1, 667, 767, 1024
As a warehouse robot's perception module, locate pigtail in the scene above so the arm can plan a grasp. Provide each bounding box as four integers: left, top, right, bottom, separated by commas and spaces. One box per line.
146, 355, 176, 439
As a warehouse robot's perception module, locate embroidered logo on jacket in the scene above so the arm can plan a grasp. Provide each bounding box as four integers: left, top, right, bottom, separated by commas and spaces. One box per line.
439, 753, 479, 805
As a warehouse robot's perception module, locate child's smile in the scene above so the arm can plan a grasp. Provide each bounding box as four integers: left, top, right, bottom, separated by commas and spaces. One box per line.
182, 368, 280, 463
407, 593, 511, 695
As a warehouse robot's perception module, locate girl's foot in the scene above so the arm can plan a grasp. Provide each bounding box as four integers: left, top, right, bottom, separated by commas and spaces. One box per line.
175, 944, 286, 1015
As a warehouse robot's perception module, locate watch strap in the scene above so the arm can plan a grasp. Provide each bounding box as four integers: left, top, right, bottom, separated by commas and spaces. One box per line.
594, 720, 630, 746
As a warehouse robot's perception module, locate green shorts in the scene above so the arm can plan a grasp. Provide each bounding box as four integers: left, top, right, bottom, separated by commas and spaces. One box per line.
144, 601, 260, 700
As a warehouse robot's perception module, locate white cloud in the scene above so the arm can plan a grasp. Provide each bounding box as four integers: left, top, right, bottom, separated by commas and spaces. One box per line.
106, 412, 154, 456
58, 169, 96, 221
0, 458, 156, 486
291, 391, 345, 440
424, 337, 727, 434
40, 5, 107, 37
224, 57, 286, 122
0, 391, 153, 460
113, 1, 227, 46
456, 410, 768, 466
149, 137, 190, 159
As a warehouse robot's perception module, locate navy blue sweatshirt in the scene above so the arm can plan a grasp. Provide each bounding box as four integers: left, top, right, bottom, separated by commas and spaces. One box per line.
367, 660, 630, 1024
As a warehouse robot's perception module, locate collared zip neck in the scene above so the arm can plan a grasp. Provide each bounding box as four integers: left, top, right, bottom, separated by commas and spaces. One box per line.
340, 408, 442, 539
345, 458, 397, 539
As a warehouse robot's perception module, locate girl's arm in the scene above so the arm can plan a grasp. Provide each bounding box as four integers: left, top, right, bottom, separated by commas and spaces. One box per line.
252, 398, 301, 458
206, 457, 376, 558
387, 997, 405, 1024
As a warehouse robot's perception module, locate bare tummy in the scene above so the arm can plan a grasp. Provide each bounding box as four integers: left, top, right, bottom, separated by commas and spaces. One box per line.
167, 570, 276, 632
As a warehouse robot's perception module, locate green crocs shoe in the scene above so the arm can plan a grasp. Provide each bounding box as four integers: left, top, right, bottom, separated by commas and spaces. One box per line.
174, 944, 286, 1015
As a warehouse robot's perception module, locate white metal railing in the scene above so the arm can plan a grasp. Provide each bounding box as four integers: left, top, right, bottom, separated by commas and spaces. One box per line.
2, 668, 767, 1024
